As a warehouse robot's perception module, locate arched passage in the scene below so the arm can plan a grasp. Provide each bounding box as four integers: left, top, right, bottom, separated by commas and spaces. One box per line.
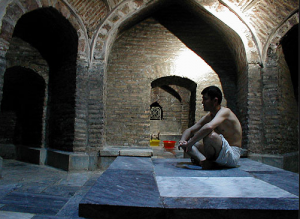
151, 76, 197, 129
105, 1, 245, 147
0, 67, 45, 148
152, 3, 244, 115
91, 0, 252, 150
281, 24, 298, 102
261, 23, 298, 155
12, 7, 78, 151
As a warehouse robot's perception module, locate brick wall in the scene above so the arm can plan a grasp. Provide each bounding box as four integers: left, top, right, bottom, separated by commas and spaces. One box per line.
261, 45, 298, 154
0, 0, 297, 156
106, 17, 225, 147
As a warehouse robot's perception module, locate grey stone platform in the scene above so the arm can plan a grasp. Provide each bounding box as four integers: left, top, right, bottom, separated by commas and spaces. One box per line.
0, 159, 104, 219
79, 157, 299, 219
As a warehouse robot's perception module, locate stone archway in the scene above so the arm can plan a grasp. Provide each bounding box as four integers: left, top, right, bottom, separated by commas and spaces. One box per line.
12, 7, 78, 152
151, 76, 197, 134
93, 0, 251, 150
261, 22, 298, 155
105, 5, 240, 147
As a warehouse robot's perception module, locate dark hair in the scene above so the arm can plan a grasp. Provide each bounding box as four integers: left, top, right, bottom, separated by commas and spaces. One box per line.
201, 86, 222, 104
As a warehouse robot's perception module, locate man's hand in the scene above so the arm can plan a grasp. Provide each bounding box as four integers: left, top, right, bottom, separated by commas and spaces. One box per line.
178, 140, 191, 152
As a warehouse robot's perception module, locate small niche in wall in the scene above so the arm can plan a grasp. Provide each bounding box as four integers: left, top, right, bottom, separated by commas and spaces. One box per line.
150, 102, 163, 120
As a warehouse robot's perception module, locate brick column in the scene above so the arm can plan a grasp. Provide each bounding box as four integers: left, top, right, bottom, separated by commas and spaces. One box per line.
246, 64, 264, 154
87, 61, 105, 151
73, 60, 89, 152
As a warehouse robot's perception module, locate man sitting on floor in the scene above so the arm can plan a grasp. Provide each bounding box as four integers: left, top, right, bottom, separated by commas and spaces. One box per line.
178, 86, 242, 170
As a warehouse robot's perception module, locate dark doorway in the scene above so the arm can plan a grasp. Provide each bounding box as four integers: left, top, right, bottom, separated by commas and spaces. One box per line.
0, 67, 45, 147
281, 24, 298, 102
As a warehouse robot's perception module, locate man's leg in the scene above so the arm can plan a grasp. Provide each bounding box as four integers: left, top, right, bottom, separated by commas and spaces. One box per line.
186, 132, 222, 168
203, 131, 222, 159
188, 142, 206, 165
188, 143, 216, 169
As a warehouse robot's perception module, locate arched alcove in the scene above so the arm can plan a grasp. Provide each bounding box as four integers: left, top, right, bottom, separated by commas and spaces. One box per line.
150, 102, 163, 121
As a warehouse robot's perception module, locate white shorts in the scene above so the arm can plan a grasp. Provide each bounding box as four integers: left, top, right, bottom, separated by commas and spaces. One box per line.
215, 134, 241, 168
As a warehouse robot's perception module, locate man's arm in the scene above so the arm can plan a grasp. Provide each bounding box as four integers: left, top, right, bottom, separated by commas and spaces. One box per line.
184, 108, 230, 151
180, 113, 211, 141
179, 113, 210, 149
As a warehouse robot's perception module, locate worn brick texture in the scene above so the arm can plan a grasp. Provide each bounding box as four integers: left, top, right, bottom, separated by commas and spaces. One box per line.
67, 0, 108, 38
106, 17, 226, 147
261, 45, 298, 154
0, 0, 298, 156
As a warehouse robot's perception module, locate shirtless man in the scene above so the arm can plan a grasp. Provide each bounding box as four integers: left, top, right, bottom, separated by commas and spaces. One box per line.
178, 86, 242, 169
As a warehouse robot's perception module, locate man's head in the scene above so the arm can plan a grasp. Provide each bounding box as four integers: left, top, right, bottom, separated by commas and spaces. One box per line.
201, 86, 222, 111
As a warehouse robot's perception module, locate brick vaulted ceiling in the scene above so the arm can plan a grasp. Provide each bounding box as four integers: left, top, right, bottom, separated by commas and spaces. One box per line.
153, 3, 239, 80
62, 0, 298, 49
66, 0, 109, 38
1, 0, 296, 63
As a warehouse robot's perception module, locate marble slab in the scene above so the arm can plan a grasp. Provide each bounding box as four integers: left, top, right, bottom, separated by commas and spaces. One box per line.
152, 158, 251, 177
250, 171, 299, 196
79, 168, 164, 218
80, 169, 162, 207
238, 158, 284, 172
156, 176, 298, 198
0, 192, 68, 215
108, 156, 154, 171
79, 157, 299, 219
0, 211, 35, 219
162, 197, 299, 210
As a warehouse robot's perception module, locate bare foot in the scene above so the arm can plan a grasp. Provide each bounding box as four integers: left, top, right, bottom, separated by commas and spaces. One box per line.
200, 160, 216, 170
191, 157, 200, 166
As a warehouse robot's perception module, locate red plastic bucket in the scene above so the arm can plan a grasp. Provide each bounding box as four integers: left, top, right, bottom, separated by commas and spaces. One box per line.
163, 141, 176, 149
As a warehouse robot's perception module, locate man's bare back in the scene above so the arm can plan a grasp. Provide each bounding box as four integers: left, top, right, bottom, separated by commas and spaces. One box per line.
206, 107, 242, 147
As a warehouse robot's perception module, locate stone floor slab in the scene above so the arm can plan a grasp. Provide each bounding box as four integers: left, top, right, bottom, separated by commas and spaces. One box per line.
107, 156, 154, 171
80, 169, 162, 208
1, 157, 298, 219
79, 157, 299, 219
152, 158, 251, 177
0, 211, 35, 219
0, 192, 69, 215
156, 176, 298, 198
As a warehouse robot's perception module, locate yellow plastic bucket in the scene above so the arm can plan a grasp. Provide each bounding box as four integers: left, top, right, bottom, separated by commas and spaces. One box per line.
150, 140, 160, 146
